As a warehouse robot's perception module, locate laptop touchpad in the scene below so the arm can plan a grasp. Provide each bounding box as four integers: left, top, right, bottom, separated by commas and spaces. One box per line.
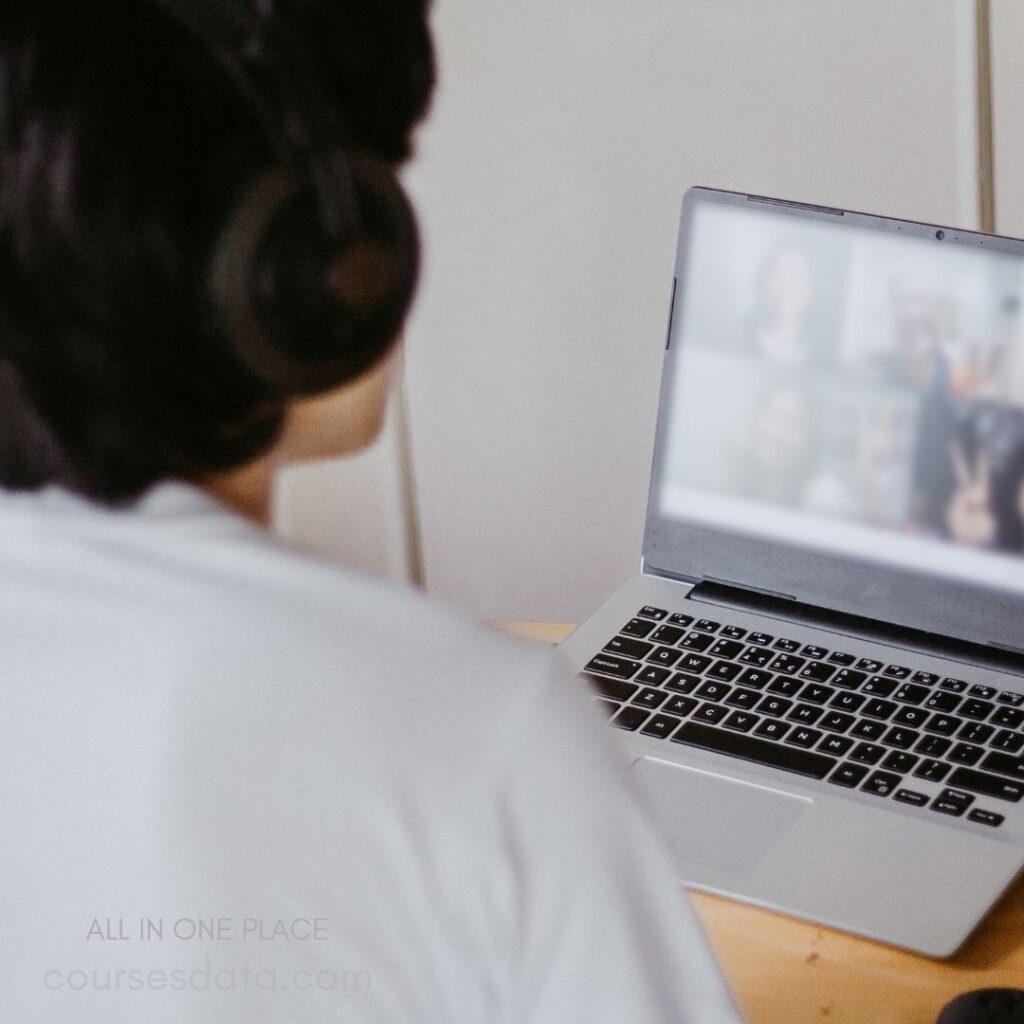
631, 756, 812, 878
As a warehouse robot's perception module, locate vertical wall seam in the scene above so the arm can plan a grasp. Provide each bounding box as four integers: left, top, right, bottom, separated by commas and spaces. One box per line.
395, 353, 427, 588
976, 0, 996, 232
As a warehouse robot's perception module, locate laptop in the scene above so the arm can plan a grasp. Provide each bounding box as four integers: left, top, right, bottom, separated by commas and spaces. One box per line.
559, 187, 1024, 957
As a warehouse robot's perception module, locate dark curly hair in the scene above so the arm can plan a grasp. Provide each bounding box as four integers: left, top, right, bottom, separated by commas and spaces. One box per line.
0, 0, 434, 503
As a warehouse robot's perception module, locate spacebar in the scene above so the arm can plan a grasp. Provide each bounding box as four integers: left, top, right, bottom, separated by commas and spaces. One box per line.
671, 722, 837, 779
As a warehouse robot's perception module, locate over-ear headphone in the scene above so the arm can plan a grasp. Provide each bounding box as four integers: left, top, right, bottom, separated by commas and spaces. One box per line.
150, 0, 419, 395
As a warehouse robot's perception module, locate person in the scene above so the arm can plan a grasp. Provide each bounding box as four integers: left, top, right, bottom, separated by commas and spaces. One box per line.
0, 2, 743, 1022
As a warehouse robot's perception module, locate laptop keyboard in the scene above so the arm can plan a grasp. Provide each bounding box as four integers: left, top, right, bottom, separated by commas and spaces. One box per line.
583, 605, 1024, 829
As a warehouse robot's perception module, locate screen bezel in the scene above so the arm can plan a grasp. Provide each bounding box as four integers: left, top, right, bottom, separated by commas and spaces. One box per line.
643, 187, 1024, 653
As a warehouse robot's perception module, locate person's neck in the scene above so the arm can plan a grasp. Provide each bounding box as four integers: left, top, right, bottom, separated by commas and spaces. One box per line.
201, 453, 276, 525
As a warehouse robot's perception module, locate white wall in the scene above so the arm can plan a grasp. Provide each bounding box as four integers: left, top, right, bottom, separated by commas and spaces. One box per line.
401, 0, 980, 622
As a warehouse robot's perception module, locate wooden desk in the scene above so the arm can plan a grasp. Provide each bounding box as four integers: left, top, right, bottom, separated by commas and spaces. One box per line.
495, 620, 1024, 1024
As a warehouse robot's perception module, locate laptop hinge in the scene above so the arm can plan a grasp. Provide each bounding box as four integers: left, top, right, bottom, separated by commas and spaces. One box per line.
687, 579, 1024, 676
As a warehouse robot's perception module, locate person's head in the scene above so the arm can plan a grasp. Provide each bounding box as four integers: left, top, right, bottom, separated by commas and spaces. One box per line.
0, 0, 434, 506
889, 269, 953, 388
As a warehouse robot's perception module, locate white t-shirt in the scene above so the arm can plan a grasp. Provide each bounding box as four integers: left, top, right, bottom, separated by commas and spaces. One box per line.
0, 482, 742, 1024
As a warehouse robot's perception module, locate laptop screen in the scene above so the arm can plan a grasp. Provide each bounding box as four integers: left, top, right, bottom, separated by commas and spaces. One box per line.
656, 195, 1024, 599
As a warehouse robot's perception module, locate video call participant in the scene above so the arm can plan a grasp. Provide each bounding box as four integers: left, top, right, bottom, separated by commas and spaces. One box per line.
0, 1, 742, 1021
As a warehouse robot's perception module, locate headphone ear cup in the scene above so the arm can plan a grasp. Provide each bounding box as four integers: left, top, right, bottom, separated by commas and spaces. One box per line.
209, 156, 419, 396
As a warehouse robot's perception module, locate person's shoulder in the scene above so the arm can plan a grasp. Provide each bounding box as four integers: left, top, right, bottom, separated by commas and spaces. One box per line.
174, 518, 562, 754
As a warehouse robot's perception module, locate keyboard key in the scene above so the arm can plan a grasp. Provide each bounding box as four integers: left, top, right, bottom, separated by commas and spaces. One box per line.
585, 655, 639, 680
989, 730, 1024, 754
693, 703, 729, 725
662, 695, 699, 717
882, 750, 919, 773
766, 676, 801, 697
708, 638, 744, 659
997, 690, 1024, 707
671, 721, 837, 778
830, 691, 866, 712
819, 734, 854, 756
773, 638, 802, 653
720, 625, 747, 640
757, 695, 793, 717
665, 672, 700, 694
611, 705, 649, 731
747, 631, 773, 646
961, 699, 995, 720
863, 699, 897, 720
786, 727, 823, 749
967, 808, 1004, 827
892, 706, 929, 728
695, 680, 731, 702
724, 687, 762, 710
635, 666, 671, 686
931, 797, 969, 817
883, 664, 911, 679
915, 734, 952, 757
862, 677, 897, 697
620, 618, 656, 638
829, 762, 870, 788
797, 683, 835, 705
739, 646, 773, 667
693, 618, 721, 633
640, 713, 683, 740
586, 675, 639, 702
948, 767, 1024, 802
650, 624, 685, 645
991, 706, 1024, 729
646, 646, 682, 668
882, 726, 919, 750
799, 662, 836, 683
678, 653, 712, 673
924, 692, 961, 713
820, 711, 856, 733
706, 660, 743, 682
737, 668, 773, 689
948, 743, 984, 766
638, 605, 667, 620
604, 636, 653, 659
893, 683, 930, 705
914, 759, 951, 782
850, 719, 886, 740
850, 742, 885, 765
801, 645, 828, 660
787, 704, 824, 725
940, 677, 968, 693
937, 786, 974, 811
969, 684, 997, 700
668, 612, 694, 627
911, 671, 939, 685
828, 651, 856, 666
754, 719, 790, 741
680, 632, 714, 652
862, 770, 902, 796
979, 751, 1024, 781
894, 789, 929, 806
958, 722, 994, 745
924, 713, 959, 736
856, 658, 884, 673
723, 711, 759, 733
770, 653, 806, 674
832, 668, 867, 690
631, 687, 669, 709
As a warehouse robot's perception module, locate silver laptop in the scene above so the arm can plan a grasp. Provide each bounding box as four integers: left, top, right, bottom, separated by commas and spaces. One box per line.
560, 187, 1024, 957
